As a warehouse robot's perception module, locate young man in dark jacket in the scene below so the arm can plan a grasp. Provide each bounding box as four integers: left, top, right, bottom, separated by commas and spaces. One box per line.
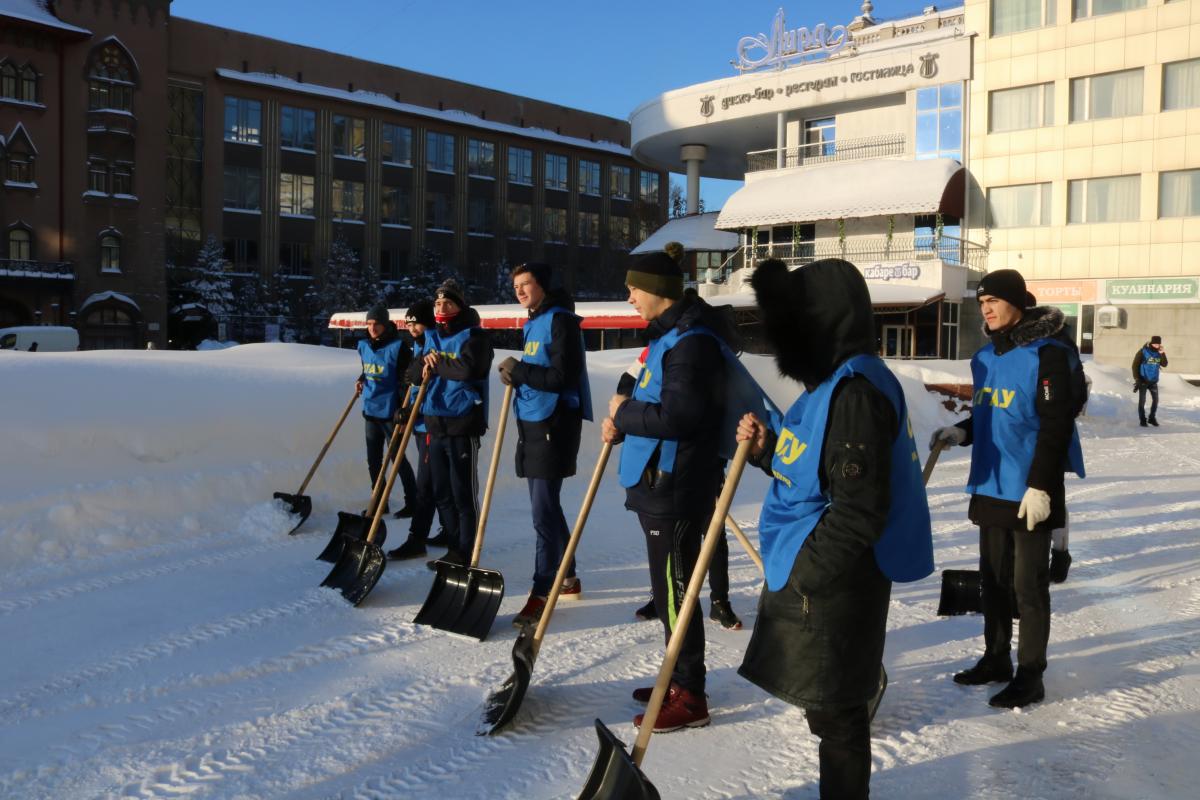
931, 268, 1084, 709
410, 281, 495, 567
497, 262, 592, 627
602, 251, 729, 733
736, 259, 933, 800
1132, 335, 1168, 426
355, 304, 412, 514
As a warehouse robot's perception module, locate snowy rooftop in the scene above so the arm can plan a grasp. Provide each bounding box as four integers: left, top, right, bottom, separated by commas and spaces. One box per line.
0, 0, 91, 34
631, 212, 739, 255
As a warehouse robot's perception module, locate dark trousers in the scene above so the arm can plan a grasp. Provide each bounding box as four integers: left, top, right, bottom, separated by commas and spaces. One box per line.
428, 435, 480, 557
529, 477, 576, 596
980, 525, 1051, 674
408, 433, 437, 540
364, 417, 415, 508
638, 512, 708, 695
1138, 382, 1160, 422
707, 528, 730, 602
805, 704, 872, 800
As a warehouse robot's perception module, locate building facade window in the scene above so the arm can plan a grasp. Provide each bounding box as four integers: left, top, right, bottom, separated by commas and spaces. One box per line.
279, 173, 315, 216
468, 139, 496, 178
507, 146, 533, 184
610, 165, 631, 199
111, 162, 133, 195
381, 185, 411, 225
0, 63, 16, 99
223, 238, 258, 271
280, 106, 315, 150
223, 165, 261, 210
545, 153, 568, 191
7, 227, 31, 260
332, 179, 365, 221
578, 159, 601, 195
916, 83, 962, 160
6, 153, 33, 184
166, 81, 204, 267
578, 211, 600, 246
379, 248, 406, 280
1070, 69, 1143, 122
88, 43, 135, 111
468, 196, 494, 233
100, 233, 121, 273
426, 190, 454, 229
639, 171, 660, 204
991, 0, 1055, 37
1073, 0, 1145, 21
381, 123, 413, 165
279, 242, 312, 276
1068, 175, 1140, 223
544, 207, 567, 242
609, 216, 630, 250
507, 201, 532, 238
804, 117, 836, 156
1159, 169, 1200, 217
0, 63, 38, 103
88, 158, 108, 193
989, 83, 1055, 132
223, 96, 261, 144
426, 131, 455, 172
332, 115, 365, 158
940, 302, 960, 359
988, 183, 1052, 228
1163, 58, 1200, 111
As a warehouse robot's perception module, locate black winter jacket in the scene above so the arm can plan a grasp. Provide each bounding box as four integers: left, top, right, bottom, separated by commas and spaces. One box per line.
953, 306, 1076, 531
613, 294, 728, 518
405, 307, 495, 438
509, 289, 585, 480
1132, 343, 1168, 385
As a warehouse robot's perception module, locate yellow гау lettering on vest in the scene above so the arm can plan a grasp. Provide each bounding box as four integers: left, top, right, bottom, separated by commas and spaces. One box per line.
639, 367, 652, 389
973, 387, 1015, 409
775, 428, 808, 465
524, 341, 540, 357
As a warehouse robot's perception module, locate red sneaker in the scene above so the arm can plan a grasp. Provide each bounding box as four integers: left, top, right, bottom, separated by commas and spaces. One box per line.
559, 577, 582, 601
512, 595, 547, 628
633, 684, 710, 732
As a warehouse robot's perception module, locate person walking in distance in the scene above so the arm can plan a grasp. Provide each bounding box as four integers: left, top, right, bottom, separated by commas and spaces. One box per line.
931, 268, 1085, 709
1132, 335, 1168, 427
355, 304, 412, 515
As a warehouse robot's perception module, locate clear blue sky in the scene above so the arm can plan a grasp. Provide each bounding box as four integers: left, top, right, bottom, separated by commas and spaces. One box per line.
172, 0, 907, 210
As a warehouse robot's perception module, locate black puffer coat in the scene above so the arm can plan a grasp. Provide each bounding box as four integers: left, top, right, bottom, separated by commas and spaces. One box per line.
738, 259, 899, 711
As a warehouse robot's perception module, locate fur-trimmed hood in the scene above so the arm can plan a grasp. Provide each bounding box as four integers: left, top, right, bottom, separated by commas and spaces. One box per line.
530, 287, 576, 317
983, 305, 1066, 354
751, 258, 875, 388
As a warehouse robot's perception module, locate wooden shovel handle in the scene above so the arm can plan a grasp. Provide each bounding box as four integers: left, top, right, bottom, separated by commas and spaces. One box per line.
295, 389, 359, 496
364, 378, 429, 545
530, 441, 613, 655
724, 515, 764, 577
469, 382, 514, 569
923, 440, 947, 487
631, 438, 752, 766
363, 391, 413, 518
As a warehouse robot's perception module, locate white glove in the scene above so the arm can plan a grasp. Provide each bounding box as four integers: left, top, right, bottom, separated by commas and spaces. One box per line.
1017, 488, 1051, 532
929, 426, 966, 450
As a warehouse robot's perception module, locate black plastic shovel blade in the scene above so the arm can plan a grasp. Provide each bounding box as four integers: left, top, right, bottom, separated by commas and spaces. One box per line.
479, 624, 536, 735
316, 512, 385, 563
577, 720, 660, 800
413, 562, 504, 641
320, 536, 387, 606
937, 569, 982, 616
273, 492, 312, 535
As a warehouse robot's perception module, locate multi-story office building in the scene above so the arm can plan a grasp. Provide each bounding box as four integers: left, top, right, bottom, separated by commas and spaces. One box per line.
1, 1, 663, 349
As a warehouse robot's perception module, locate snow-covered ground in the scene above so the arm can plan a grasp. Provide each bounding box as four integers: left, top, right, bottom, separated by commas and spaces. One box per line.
1, 344, 1198, 799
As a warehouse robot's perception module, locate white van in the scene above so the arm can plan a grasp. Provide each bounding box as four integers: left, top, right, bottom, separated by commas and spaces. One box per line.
0, 326, 80, 352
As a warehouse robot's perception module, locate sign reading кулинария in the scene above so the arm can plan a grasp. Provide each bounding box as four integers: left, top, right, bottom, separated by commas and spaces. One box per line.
1106, 278, 1199, 302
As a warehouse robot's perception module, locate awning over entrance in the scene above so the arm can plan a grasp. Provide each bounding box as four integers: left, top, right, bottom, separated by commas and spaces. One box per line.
715, 158, 965, 230
867, 284, 945, 309
631, 212, 739, 255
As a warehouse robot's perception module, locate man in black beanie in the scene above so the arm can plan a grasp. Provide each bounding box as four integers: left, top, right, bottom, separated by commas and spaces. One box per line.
1132, 335, 1168, 426
355, 303, 412, 515
930, 267, 1085, 708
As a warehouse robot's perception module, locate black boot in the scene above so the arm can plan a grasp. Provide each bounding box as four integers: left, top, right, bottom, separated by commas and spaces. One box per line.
392, 504, 414, 519
1148, 416, 1159, 427
989, 667, 1045, 708
1050, 548, 1072, 584
1140, 419, 1148, 427
386, 535, 426, 561
426, 528, 450, 548
953, 652, 1013, 685
708, 599, 743, 630
634, 598, 657, 621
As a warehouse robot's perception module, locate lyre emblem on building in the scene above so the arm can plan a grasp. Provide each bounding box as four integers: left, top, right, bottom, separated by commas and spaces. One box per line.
919, 52, 939, 79
700, 95, 715, 117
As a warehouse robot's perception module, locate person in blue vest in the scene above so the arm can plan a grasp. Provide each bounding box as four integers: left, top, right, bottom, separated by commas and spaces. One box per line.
354, 304, 412, 515
415, 280, 494, 568
495, 262, 592, 627
1132, 335, 1168, 427
601, 251, 731, 733
735, 259, 934, 800
931, 268, 1085, 710
387, 299, 451, 561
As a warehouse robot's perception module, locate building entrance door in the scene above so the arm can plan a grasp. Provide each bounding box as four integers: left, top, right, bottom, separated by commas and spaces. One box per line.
882, 325, 915, 358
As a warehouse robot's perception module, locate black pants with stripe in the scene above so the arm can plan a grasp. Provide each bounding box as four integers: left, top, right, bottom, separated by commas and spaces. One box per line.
980, 524, 1051, 674
428, 435, 480, 558
638, 511, 709, 695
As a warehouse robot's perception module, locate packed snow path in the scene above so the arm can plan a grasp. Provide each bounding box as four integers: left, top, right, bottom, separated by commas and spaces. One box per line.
1, 345, 1198, 799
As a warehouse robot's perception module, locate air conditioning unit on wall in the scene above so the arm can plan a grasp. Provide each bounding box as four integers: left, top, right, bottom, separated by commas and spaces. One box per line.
1096, 305, 1125, 328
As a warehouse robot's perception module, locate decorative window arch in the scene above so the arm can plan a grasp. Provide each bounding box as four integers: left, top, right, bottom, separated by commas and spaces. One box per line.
0, 62, 16, 99
99, 229, 122, 273
87, 39, 137, 112
5, 123, 38, 184
7, 224, 33, 261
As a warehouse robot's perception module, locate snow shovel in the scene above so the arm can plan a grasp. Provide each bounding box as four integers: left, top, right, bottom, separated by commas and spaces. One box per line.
723, 515, 764, 576
275, 388, 360, 535
579, 439, 753, 800
413, 383, 512, 641
319, 382, 429, 606
316, 390, 416, 562
480, 441, 612, 735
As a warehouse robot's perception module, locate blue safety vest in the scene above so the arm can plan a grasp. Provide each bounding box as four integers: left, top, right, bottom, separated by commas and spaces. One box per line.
966, 338, 1086, 503
357, 336, 406, 419
757, 354, 934, 591
421, 325, 489, 420
514, 306, 593, 423
1139, 346, 1163, 382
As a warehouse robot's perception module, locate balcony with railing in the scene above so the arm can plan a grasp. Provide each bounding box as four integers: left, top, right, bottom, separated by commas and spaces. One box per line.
746, 133, 906, 174
0, 259, 76, 280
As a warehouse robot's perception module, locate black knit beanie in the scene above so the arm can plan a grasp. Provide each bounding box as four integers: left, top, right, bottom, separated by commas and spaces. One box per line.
1150, 335, 1162, 345
366, 303, 390, 323
435, 279, 467, 309
976, 269, 1028, 310
626, 252, 683, 300
405, 299, 435, 327
515, 262, 553, 291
